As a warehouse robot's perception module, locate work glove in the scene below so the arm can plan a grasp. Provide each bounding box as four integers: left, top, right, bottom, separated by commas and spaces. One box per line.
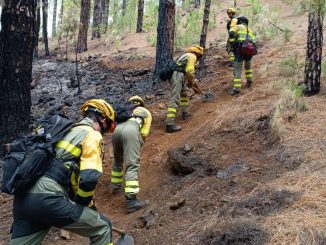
192, 79, 202, 94
88, 200, 98, 211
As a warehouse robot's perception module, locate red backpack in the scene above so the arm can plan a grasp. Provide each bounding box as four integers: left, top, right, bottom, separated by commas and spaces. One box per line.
240, 27, 257, 57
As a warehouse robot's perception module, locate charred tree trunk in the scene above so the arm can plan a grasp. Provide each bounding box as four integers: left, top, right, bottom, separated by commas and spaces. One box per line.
92, 0, 101, 39
304, 6, 323, 96
101, 0, 109, 34
42, 0, 49, 56
193, 0, 200, 8
52, 0, 57, 37
77, 0, 91, 53
34, 2, 41, 59
199, 0, 211, 77
122, 0, 127, 16
154, 0, 175, 77
136, 0, 144, 33
0, 0, 36, 146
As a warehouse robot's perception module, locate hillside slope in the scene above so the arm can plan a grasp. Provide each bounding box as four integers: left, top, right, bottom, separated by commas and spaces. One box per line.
0, 0, 325, 245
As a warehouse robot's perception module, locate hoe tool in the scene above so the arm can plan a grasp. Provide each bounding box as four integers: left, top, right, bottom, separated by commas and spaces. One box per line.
190, 81, 214, 101
113, 227, 134, 245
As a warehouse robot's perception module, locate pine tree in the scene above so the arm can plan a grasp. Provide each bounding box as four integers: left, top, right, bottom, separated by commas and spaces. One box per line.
0, 0, 37, 146
52, 0, 58, 37
199, 0, 211, 76
101, 0, 109, 34
77, 0, 91, 53
136, 0, 144, 33
154, 0, 175, 77
304, 0, 324, 95
42, 0, 49, 56
92, 0, 102, 38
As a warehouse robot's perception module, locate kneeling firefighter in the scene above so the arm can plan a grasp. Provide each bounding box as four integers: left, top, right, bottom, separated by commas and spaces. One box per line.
10, 99, 116, 245
111, 104, 152, 213
166, 45, 204, 133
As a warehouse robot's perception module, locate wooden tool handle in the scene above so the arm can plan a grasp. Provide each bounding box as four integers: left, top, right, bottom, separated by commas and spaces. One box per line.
112, 227, 126, 235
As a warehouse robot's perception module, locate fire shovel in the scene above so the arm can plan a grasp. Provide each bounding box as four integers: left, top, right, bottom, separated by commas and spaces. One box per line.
113, 227, 134, 245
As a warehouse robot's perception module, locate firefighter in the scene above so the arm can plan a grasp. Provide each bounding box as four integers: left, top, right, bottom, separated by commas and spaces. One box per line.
226, 7, 237, 64
111, 106, 152, 213
10, 99, 116, 245
128, 95, 145, 107
166, 45, 204, 133
229, 16, 256, 95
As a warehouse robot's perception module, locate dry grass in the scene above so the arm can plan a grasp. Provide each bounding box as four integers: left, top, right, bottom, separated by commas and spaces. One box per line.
202, 81, 326, 245
270, 81, 308, 138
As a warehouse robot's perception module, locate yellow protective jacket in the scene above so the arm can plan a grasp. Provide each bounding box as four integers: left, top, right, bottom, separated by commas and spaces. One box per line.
55, 117, 104, 206
128, 107, 152, 139
226, 17, 237, 31
229, 24, 256, 48
175, 52, 198, 87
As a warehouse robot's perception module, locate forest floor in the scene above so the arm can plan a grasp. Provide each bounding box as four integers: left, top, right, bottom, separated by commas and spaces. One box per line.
0, 0, 325, 244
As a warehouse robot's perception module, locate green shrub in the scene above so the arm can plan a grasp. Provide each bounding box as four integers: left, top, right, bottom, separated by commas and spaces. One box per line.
279, 54, 303, 77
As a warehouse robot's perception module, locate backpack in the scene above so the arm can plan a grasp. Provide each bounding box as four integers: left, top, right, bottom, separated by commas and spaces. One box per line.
240, 26, 257, 57
158, 57, 186, 81
114, 102, 139, 124
1, 113, 74, 195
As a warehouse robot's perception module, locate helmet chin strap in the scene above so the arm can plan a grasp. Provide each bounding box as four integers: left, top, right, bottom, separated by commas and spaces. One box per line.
94, 113, 107, 133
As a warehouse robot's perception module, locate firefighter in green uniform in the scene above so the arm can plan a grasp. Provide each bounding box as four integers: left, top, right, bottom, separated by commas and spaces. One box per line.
10, 99, 116, 245
166, 45, 204, 133
111, 106, 152, 213
226, 7, 237, 64
229, 16, 256, 95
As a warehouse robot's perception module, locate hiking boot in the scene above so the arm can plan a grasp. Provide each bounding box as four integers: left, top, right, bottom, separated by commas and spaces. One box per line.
246, 80, 253, 88
181, 111, 191, 120
126, 198, 148, 213
231, 88, 240, 96
166, 124, 182, 133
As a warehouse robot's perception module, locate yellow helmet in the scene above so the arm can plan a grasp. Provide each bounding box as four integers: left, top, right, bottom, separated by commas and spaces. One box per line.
227, 8, 236, 14
81, 99, 115, 122
188, 45, 204, 56
128, 95, 145, 107
132, 107, 152, 138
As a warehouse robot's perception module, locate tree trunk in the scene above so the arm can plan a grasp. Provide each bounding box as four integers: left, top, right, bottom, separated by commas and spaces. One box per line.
304, 5, 323, 96
154, 0, 175, 77
60, 0, 64, 26
42, 0, 49, 56
193, 0, 200, 8
0, 0, 36, 146
199, 0, 211, 77
92, 0, 101, 39
34, 1, 41, 59
136, 0, 144, 33
52, 0, 57, 37
234, 0, 237, 8
101, 0, 109, 34
77, 0, 91, 53
122, 0, 127, 16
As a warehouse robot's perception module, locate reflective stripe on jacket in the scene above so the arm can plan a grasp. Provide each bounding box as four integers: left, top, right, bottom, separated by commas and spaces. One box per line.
55, 117, 104, 206
175, 53, 197, 86
229, 24, 256, 45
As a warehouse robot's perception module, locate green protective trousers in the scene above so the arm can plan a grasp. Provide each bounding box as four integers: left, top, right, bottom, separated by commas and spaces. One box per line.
10, 176, 113, 245
233, 51, 252, 90
166, 71, 189, 125
111, 121, 144, 199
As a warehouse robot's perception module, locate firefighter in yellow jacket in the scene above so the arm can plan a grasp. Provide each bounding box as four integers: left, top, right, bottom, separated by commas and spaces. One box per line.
229, 16, 256, 95
10, 99, 115, 245
111, 105, 152, 213
166, 45, 204, 133
226, 7, 237, 64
